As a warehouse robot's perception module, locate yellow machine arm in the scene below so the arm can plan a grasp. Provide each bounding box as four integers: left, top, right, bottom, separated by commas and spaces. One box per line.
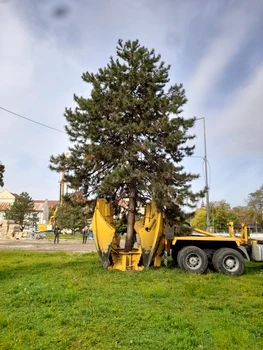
48, 206, 58, 226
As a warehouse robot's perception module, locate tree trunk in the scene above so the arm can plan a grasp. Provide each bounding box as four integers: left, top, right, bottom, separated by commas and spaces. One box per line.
124, 187, 136, 252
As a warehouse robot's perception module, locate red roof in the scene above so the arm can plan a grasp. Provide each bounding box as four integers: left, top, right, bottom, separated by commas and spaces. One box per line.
47, 200, 59, 208
11, 193, 19, 198
34, 200, 59, 208
0, 203, 11, 211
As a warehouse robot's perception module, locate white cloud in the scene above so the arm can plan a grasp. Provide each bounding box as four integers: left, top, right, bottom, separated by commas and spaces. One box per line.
212, 63, 263, 155
180, 1, 263, 206
0, 6, 34, 89
186, 1, 263, 111
0, 3, 71, 199
202, 61, 263, 206
1, 0, 263, 207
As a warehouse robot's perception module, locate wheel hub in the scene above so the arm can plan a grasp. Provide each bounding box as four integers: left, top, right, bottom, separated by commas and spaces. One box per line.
225, 258, 235, 268
223, 255, 239, 271
186, 254, 201, 269
189, 256, 198, 266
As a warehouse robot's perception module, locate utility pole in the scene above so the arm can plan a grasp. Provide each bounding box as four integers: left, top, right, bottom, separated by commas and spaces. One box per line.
196, 117, 210, 232
58, 152, 69, 205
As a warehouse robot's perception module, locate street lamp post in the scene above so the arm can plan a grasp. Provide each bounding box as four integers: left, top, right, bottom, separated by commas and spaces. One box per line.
196, 117, 211, 232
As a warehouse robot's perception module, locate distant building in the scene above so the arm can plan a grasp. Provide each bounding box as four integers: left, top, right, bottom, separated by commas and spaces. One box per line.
0, 189, 58, 224
0, 189, 19, 203
33, 200, 59, 224
0, 189, 19, 221
0, 202, 10, 221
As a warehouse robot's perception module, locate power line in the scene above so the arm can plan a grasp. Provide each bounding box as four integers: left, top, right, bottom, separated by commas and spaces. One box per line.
0, 106, 66, 134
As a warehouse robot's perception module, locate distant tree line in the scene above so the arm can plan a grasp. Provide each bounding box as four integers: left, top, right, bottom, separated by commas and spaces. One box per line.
192, 184, 263, 232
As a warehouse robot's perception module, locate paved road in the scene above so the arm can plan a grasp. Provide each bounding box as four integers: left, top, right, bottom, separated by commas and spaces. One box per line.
2, 234, 262, 254
0, 238, 97, 253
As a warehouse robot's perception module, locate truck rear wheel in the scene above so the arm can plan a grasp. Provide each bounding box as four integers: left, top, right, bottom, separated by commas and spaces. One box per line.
177, 246, 208, 274
212, 248, 244, 276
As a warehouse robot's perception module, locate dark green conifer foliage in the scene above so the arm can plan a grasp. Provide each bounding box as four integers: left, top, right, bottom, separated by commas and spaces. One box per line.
0, 162, 5, 187
5, 192, 38, 227
55, 193, 92, 235
50, 40, 200, 251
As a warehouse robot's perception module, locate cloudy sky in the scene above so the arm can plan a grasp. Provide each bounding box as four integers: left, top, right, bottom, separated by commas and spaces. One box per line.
0, 0, 263, 206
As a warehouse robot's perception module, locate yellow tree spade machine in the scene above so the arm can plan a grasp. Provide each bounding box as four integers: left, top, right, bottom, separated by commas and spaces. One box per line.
92, 199, 263, 276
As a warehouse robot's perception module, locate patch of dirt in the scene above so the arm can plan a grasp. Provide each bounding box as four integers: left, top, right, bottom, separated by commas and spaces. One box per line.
0, 238, 97, 253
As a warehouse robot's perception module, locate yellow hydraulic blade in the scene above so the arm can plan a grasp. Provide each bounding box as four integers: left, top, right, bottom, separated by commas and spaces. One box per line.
138, 202, 164, 268
95, 198, 114, 225
143, 201, 156, 225
91, 199, 115, 268
134, 219, 144, 235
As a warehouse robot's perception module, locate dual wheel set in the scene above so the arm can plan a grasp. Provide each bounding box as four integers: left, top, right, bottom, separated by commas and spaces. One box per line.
173, 246, 245, 276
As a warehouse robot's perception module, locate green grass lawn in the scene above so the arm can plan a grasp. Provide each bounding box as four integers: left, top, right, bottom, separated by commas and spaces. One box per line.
0, 252, 263, 350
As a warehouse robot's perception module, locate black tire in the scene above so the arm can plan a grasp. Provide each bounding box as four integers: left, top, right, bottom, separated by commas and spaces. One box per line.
178, 246, 208, 274
177, 249, 185, 270
212, 249, 223, 272
212, 248, 244, 276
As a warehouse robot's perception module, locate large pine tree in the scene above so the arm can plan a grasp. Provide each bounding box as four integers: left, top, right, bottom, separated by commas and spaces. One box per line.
50, 40, 200, 251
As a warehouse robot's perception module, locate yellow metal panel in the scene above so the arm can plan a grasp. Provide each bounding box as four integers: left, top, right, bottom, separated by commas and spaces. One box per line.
240, 223, 248, 244
172, 236, 240, 245
95, 198, 114, 225
37, 225, 47, 231
91, 199, 115, 268
138, 202, 164, 268
110, 248, 143, 271
228, 222, 235, 237
153, 239, 165, 267
143, 202, 157, 225
134, 219, 144, 234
